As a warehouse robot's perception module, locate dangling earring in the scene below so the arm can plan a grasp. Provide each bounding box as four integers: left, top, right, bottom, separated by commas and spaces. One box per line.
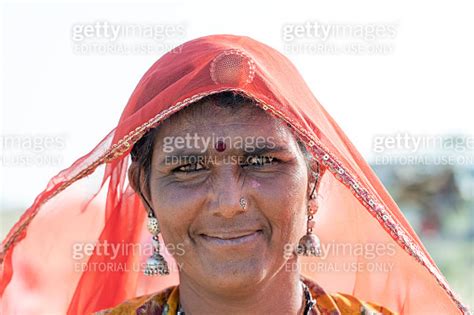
296, 186, 322, 257
140, 191, 170, 276
144, 210, 170, 276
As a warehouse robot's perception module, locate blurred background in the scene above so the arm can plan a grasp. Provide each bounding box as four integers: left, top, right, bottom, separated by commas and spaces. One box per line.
1, 0, 473, 309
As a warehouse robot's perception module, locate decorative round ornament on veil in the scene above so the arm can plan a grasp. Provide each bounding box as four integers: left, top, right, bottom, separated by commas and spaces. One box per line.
210, 49, 256, 86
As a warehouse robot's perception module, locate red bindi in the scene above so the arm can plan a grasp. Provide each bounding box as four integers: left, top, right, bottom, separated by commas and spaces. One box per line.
215, 140, 226, 152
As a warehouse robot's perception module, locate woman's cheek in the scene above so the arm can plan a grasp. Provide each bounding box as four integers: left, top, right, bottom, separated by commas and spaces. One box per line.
152, 190, 195, 248
263, 176, 307, 243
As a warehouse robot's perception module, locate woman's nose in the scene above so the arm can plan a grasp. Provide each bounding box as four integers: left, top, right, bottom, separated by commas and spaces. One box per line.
207, 167, 247, 218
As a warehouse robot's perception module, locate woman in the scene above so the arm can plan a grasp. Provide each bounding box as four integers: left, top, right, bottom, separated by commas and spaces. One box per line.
0, 35, 469, 314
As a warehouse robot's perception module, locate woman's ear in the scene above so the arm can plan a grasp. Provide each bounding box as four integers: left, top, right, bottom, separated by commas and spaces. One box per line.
128, 161, 141, 193
128, 162, 153, 213
308, 164, 320, 199
308, 181, 316, 199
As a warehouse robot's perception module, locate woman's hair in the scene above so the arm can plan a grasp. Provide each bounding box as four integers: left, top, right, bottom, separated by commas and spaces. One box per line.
130, 91, 317, 191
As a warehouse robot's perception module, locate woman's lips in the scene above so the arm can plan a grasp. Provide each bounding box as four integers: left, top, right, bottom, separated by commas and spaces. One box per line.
198, 230, 264, 247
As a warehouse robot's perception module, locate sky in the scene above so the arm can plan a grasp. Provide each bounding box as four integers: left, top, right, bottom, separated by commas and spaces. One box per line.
1, 0, 473, 210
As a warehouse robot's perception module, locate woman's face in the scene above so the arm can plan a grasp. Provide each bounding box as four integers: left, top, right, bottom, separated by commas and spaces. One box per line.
148, 101, 309, 291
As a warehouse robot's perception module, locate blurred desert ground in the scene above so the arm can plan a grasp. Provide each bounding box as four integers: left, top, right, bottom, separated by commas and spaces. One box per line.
1, 147, 473, 308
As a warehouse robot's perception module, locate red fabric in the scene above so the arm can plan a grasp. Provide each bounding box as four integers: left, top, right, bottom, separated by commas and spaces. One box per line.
0, 34, 468, 314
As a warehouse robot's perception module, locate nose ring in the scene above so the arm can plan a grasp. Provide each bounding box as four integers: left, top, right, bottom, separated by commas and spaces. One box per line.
239, 197, 247, 210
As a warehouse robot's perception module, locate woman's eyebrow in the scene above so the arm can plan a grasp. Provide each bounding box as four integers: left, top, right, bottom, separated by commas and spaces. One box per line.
158, 150, 207, 166
157, 144, 290, 166
242, 145, 290, 156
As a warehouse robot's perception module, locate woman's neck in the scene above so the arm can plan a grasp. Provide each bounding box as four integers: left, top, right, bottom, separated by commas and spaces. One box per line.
178, 268, 304, 315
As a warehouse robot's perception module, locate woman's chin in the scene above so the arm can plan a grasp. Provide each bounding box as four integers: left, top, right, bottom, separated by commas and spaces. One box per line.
184, 256, 270, 292
201, 266, 265, 292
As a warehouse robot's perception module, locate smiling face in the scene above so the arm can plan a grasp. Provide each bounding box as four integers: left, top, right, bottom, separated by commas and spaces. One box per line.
132, 95, 312, 292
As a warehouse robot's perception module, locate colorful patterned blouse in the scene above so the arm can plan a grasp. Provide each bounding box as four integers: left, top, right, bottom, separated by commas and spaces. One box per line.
95, 278, 396, 315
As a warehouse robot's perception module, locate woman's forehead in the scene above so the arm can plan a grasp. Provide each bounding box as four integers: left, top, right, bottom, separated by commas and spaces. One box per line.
155, 101, 293, 142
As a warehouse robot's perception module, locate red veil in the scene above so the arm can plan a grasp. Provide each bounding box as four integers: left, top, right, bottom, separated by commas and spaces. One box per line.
0, 35, 469, 314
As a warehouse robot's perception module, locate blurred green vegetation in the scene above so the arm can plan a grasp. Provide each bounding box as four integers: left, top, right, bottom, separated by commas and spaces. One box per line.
372, 162, 473, 309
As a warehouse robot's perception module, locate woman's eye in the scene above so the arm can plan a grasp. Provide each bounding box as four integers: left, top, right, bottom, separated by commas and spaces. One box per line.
174, 163, 205, 173
244, 156, 277, 167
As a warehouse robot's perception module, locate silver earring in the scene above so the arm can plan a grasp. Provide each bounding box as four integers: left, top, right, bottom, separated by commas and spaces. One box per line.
296, 193, 322, 257
144, 211, 170, 276
239, 196, 247, 210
